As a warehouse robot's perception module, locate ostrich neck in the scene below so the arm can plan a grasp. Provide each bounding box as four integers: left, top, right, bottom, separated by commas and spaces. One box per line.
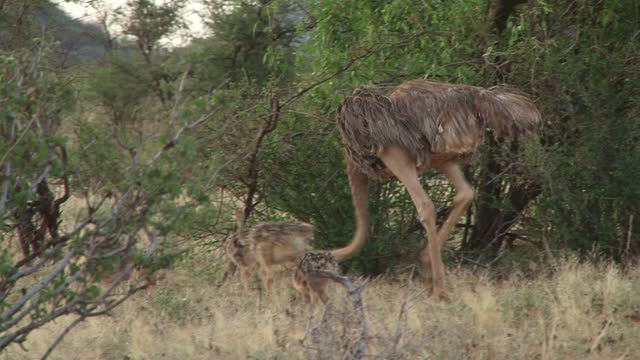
332, 161, 369, 262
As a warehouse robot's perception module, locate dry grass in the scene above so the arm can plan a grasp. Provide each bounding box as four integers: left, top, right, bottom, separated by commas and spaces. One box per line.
3, 258, 640, 359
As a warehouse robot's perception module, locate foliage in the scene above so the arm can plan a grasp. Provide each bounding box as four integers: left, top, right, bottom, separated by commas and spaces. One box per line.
0, 21, 216, 355
2, 0, 640, 355
181, 0, 640, 270
511, 0, 640, 258
193, 0, 297, 87
113, 0, 187, 104
89, 58, 153, 124
282, 0, 640, 262
117, 0, 186, 62
0, 1, 52, 50
7, 259, 640, 358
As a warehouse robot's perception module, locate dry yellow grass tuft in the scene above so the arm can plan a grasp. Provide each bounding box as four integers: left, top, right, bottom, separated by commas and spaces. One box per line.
3, 258, 640, 359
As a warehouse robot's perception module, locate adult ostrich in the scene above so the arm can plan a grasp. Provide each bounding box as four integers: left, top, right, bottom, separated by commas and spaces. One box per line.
331, 80, 541, 298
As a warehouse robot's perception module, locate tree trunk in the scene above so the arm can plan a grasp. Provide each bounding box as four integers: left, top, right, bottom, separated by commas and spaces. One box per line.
463, 0, 538, 258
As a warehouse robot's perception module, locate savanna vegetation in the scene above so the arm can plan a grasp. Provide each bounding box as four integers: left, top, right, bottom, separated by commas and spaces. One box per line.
0, 0, 639, 358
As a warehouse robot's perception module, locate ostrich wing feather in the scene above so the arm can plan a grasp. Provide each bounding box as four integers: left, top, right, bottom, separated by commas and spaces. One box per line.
337, 80, 541, 179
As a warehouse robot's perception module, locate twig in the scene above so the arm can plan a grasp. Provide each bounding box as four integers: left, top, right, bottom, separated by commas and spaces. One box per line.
282, 29, 431, 109
0, 255, 49, 300
0, 299, 78, 350
625, 214, 633, 256
143, 226, 159, 257
589, 318, 611, 353
282, 50, 374, 108
313, 270, 369, 359
40, 316, 84, 360
541, 233, 556, 265
53, 146, 70, 207
0, 162, 12, 217
166, 64, 192, 140
0, 250, 73, 323
0, 95, 15, 216
0, 113, 38, 169
148, 110, 215, 164
390, 290, 410, 357
112, 188, 133, 220
11, 267, 87, 332
616, 350, 629, 360
27, 156, 53, 193
205, 149, 252, 189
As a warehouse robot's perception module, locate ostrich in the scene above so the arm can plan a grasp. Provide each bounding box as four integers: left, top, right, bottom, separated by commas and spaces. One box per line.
329, 79, 541, 298
223, 209, 315, 300
293, 250, 339, 307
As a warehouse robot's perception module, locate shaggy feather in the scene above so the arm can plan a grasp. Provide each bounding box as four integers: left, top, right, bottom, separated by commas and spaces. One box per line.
337, 80, 541, 179
478, 86, 541, 137
225, 222, 314, 267
337, 86, 427, 179
293, 250, 339, 305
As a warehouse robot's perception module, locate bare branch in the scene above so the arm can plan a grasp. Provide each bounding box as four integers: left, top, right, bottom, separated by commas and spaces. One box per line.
149, 110, 216, 164
40, 316, 84, 360
282, 49, 374, 108
143, 226, 158, 257
310, 270, 369, 359
0, 161, 12, 218
589, 318, 612, 353
167, 64, 192, 140
0, 108, 38, 169
282, 29, 431, 108
0, 299, 79, 349
27, 156, 53, 193
0, 255, 48, 301
12, 215, 93, 270
53, 146, 71, 207
0, 250, 73, 324
625, 214, 634, 256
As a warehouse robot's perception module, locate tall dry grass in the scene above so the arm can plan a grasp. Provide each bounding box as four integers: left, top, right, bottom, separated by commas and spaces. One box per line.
3, 258, 639, 359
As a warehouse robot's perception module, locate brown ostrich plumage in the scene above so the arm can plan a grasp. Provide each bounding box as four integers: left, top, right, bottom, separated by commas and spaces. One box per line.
293, 250, 339, 306
333, 79, 541, 298
223, 210, 314, 299
337, 80, 540, 180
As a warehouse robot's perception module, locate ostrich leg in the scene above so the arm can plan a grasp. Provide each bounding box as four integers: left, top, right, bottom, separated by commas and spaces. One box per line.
239, 266, 250, 297
379, 145, 445, 297
434, 161, 475, 248
255, 254, 274, 302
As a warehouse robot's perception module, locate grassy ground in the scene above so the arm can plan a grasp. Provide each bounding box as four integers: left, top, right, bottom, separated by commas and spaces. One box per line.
3, 258, 640, 359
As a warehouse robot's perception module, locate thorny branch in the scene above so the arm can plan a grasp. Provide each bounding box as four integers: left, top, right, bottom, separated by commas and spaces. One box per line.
0, 64, 216, 353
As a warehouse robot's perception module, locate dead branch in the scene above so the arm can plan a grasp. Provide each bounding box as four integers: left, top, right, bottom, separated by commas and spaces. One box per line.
390, 290, 410, 357
40, 316, 84, 360
241, 96, 282, 219
234, 29, 435, 220
589, 318, 612, 353
167, 64, 193, 140
625, 214, 633, 256
0, 162, 11, 218
307, 270, 369, 360
149, 109, 216, 164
